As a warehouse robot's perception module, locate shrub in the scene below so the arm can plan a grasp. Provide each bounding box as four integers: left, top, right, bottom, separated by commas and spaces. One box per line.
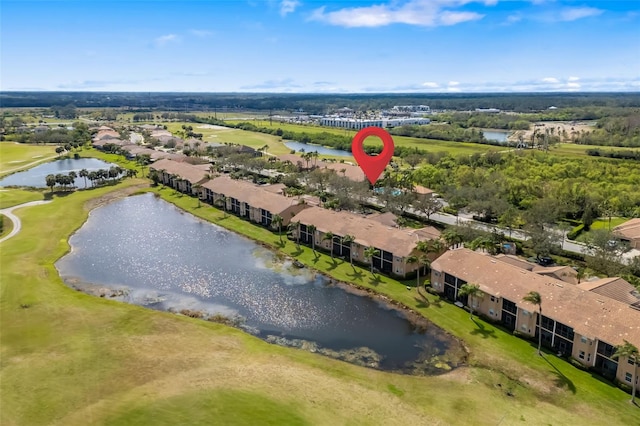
569, 358, 591, 371
567, 223, 585, 240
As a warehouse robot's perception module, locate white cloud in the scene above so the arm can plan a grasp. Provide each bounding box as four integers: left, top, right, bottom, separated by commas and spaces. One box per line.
190, 29, 213, 37
542, 77, 559, 83
422, 82, 439, 88
448, 81, 460, 86
505, 13, 522, 24
155, 34, 178, 46
309, 0, 487, 28
280, 0, 300, 16
559, 7, 603, 22
568, 76, 580, 82
567, 82, 581, 89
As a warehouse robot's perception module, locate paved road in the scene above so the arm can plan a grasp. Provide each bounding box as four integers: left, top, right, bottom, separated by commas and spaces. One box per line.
0, 200, 52, 243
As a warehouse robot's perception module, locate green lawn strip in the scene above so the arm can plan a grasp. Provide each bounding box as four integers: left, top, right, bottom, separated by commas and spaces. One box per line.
1, 179, 638, 425
148, 186, 639, 423
0, 181, 546, 426
0, 142, 57, 175
590, 217, 629, 231
103, 389, 309, 426
0, 212, 14, 237
0, 188, 45, 208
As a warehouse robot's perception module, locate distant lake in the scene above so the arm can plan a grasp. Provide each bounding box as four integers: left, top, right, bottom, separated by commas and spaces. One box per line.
0, 158, 118, 188
482, 130, 511, 143
284, 141, 352, 157
56, 194, 464, 374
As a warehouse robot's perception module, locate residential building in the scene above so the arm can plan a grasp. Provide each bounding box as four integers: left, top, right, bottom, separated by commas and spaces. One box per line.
150, 159, 211, 195
201, 175, 309, 228
614, 218, 640, 249
431, 248, 640, 384
290, 206, 441, 277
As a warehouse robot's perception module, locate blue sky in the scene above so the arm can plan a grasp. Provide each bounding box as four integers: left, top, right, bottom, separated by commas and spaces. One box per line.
1, 0, 639, 92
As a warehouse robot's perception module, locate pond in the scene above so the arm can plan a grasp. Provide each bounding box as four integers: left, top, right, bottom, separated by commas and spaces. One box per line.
56, 194, 465, 374
0, 158, 119, 188
284, 141, 352, 157
482, 130, 511, 143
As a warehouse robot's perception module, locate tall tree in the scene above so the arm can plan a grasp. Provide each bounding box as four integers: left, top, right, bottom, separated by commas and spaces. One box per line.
613, 340, 639, 404
322, 231, 335, 258
272, 214, 283, 243
288, 221, 301, 248
45, 174, 56, 192
522, 291, 543, 355
79, 168, 89, 188
458, 283, 484, 320
364, 246, 380, 275
341, 234, 355, 265
307, 224, 317, 254
407, 255, 422, 287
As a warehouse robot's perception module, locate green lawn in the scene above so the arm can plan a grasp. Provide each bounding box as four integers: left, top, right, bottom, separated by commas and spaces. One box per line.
0, 142, 57, 175
0, 189, 45, 209
1, 166, 638, 424
552, 143, 640, 158
590, 217, 629, 231
0, 213, 14, 238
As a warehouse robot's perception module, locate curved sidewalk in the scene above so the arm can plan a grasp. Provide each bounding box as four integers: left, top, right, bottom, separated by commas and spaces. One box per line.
0, 200, 52, 244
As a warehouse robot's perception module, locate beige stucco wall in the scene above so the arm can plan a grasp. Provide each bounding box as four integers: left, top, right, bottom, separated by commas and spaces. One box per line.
571, 334, 597, 366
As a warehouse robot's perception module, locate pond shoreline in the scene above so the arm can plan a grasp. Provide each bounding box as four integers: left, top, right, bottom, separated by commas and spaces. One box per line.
60, 187, 468, 375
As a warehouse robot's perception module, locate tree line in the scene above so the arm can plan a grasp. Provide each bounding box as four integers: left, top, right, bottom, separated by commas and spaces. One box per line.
45, 166, 137, 192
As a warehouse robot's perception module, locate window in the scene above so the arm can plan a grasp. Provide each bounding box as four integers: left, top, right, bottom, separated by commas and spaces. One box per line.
490, 296, 495, 302
521, 324, 528, 331
581, 336, 588, 344
579, 351, 585, 360
626, 373, 633, 383
587, 353, 591, 362
522, 310, 530, 316
489, 309, 495, 316
629, 359, 635, 365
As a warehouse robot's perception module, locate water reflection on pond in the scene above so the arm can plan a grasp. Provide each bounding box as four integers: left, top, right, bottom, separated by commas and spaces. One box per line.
56, 193, 465, 374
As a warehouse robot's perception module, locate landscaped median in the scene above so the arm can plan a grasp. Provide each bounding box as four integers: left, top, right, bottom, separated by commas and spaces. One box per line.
1, 177, 638, 424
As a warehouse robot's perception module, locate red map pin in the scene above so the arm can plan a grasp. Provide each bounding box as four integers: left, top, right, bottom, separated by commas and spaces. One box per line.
351, 127, 395, 185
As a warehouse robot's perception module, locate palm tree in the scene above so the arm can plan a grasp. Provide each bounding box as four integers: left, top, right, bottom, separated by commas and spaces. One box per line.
458, 283, 484, 320
522, 291, 543, 355
215, 195, 227, 218
307, 224, 317, 254
272, 214, 283, 243
288, 221, 301, 248
341, 234, 355, 265
193, 184, 202, 207
407, 255, 420, 287
79, 168, 89, 188
364, 246, 380, 275
322, 231, 335, 258
68, 171, 77, 188
613, 340, 639, 404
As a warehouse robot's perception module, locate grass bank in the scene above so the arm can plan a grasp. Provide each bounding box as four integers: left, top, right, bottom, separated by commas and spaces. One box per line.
0, 142, 57, 175
1, 178, 638, 424
146, 185, 640, 424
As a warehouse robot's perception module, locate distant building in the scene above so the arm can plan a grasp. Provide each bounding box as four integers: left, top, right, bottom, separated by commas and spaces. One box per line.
319, 117, 430, 130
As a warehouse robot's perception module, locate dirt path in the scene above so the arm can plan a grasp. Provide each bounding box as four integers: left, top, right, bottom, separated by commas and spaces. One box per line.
0, 200, 52, 243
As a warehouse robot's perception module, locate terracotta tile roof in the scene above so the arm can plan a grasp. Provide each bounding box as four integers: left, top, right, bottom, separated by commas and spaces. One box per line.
414, 185, 435, 195
319, 162, 366, 182
495, 254, 536, 271
577, 277, 640, 305
150, 159, 209, 184
614, 218, 640, 240
432, 248, 640, 347
532, 265, 579, 285
290, 206, 440, 257
202, 176, 306, 215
